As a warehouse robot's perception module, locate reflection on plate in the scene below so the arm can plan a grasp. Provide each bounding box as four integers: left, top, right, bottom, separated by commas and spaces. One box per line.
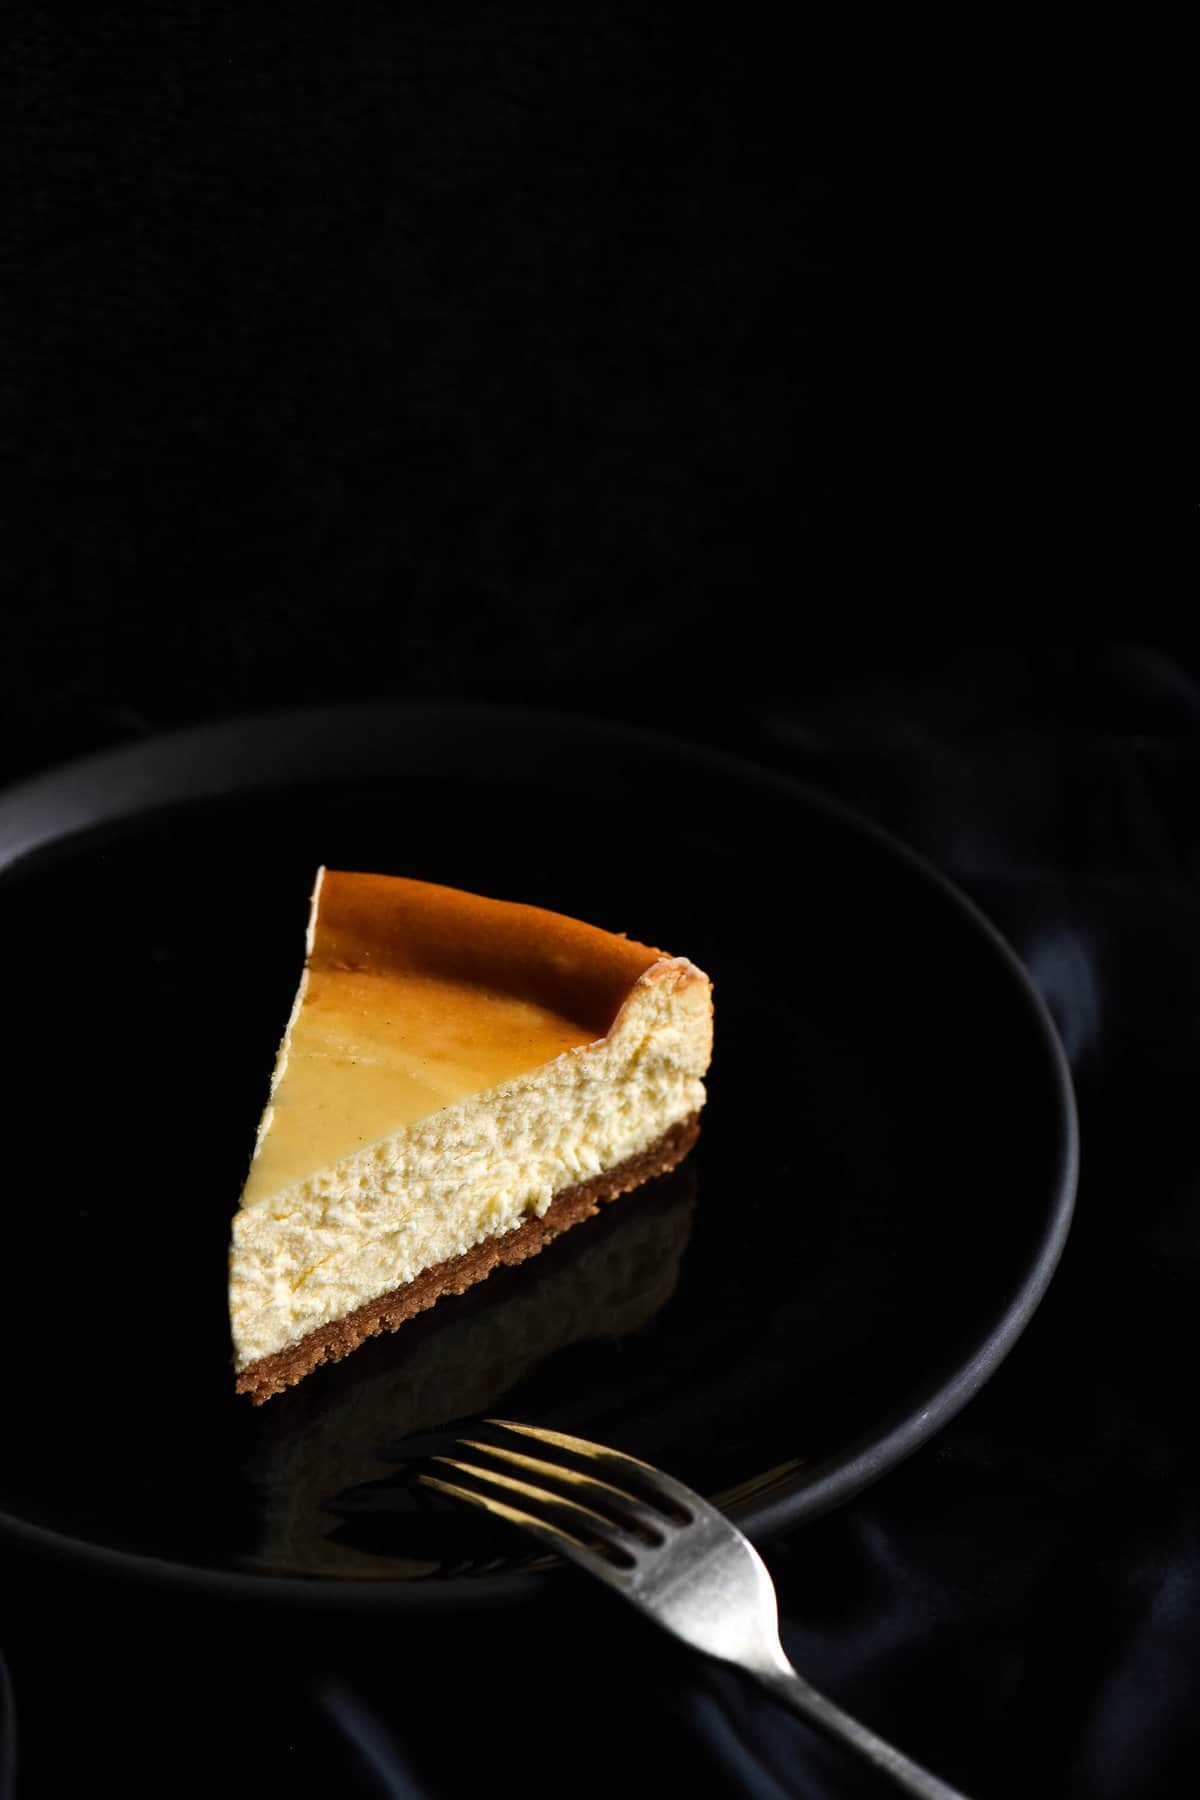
246, 1166, 696, 1578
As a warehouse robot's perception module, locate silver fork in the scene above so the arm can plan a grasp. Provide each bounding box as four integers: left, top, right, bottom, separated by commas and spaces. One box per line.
422, 1420, 972, 1800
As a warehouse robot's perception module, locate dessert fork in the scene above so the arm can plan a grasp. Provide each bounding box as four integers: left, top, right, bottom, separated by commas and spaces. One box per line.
423, 1420, 971, 1800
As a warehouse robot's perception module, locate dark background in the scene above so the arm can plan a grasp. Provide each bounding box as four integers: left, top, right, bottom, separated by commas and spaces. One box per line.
3, 9, 1194, 1799
3, 9, 1072, 768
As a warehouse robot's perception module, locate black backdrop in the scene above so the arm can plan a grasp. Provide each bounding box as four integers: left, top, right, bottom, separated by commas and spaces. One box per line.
2, 11, 1194, 1799
4, 9, 1050, 763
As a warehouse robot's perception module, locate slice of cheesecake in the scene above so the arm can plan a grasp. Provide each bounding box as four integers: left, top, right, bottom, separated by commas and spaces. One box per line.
230, 869, 713, 1401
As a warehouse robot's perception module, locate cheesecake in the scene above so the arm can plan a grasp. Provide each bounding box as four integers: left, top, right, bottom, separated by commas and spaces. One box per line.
230, 869, 713, 1400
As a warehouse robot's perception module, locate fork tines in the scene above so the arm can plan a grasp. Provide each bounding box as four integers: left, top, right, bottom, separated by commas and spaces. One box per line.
420, 1419, 700, 1582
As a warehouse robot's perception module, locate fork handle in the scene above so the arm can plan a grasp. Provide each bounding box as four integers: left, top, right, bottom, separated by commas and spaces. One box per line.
753, 1661, 972, 1799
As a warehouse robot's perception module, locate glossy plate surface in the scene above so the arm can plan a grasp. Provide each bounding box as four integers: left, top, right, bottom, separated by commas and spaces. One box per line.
0, 707, 1076, 1605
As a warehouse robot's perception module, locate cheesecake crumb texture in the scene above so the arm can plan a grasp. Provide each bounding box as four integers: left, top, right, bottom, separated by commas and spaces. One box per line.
231, 959, 712, 1373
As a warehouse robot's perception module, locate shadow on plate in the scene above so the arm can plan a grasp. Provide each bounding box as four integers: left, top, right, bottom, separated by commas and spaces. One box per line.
243, 1164, 697, 1580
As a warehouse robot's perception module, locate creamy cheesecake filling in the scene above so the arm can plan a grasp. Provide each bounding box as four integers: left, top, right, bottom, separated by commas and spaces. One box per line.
231, 965, 709, 1371
243, 966, 600, 1205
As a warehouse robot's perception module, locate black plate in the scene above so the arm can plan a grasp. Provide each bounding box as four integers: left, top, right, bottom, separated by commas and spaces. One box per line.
0, 706, 1076, 1606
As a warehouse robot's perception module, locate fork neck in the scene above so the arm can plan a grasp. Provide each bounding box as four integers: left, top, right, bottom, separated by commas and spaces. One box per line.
751, 1661, 972, 1800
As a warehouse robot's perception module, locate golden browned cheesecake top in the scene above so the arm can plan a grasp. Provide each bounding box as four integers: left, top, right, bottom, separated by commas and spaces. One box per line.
313, 869, 665, 1034
241, 869, 669, 1206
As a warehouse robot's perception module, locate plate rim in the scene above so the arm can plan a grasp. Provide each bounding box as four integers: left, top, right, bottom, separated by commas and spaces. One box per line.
0, 701, 1079, 1608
